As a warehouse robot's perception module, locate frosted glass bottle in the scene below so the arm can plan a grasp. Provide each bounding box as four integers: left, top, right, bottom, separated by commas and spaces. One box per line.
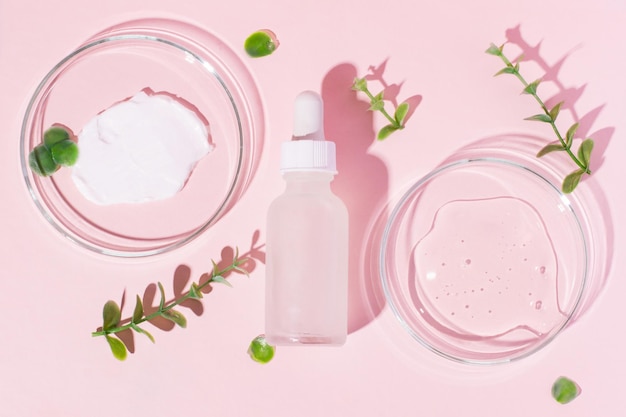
265, 91, 349, 346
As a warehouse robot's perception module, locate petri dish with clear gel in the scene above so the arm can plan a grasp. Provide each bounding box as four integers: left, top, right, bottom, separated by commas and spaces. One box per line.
20, 18, 263, 257
380, 155, 589, 364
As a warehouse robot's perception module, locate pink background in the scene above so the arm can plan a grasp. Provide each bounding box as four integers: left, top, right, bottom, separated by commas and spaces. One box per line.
1, 0, 624, 415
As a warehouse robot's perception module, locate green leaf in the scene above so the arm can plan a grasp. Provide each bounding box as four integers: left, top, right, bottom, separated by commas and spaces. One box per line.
244, 30, 278, 58
132, 295, 143, 324
352, 77, 367, 92
485, 43, 503, 56
188, 283, 203, 299
577, 138, 594, 167
377, 124, 399, 140
212, 260, 220, 276
566, 123, 579, 147
233, 261, 250, 277
562, 169, 585, 194
29, 144, 59, 177
157, 282, 166, 310
374, 91, 384, 101
549, 101, 564, 121
524, 114, 552, 123
211, 275, 233, 288
131, 323, 155, 344
102, 300, 121, 331
394, 102, 409, 126
536, 143, 565, 158
552, 376, 581, 404
161, 309, 187, 328
50, 140, 79, 167
522, 79, 541, 95
494, 66, 517, 76
248, 335, 276, 364
43, 126, 70, 147
105, 335, 127, 361
369, 100, 384, 111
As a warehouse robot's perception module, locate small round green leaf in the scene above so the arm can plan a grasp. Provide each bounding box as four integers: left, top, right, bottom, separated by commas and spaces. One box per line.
29, 145, 59, 177
244, 30, 279, 58
248, 335, 275, 364
43, 126, 70, 147
50, 140, 79, 166
102, 300, 121, 331
552, 376, 581, 404
105, 335, 128, 361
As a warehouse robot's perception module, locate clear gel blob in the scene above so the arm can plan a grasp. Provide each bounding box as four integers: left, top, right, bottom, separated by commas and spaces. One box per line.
411, 197, 567, 341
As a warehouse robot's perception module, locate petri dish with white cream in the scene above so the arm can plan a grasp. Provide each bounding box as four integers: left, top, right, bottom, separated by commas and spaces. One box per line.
71, 90, 214, 206
20, 19, 264, 257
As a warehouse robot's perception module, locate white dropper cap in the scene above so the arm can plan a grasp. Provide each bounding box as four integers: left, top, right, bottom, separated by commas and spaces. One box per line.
280, 91, 337, 173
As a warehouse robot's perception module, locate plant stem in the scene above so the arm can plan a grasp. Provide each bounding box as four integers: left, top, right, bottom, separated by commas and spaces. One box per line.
496, 53, 590, 174
92, 260, 246, 337
361, 87, 400, 127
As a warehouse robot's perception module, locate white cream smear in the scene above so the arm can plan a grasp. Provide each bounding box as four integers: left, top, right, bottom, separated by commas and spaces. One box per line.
71, 91, 213, 205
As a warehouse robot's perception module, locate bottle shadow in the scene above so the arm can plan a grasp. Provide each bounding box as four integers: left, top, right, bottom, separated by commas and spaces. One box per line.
106, 230, 265, 355
322, 63, 402, 334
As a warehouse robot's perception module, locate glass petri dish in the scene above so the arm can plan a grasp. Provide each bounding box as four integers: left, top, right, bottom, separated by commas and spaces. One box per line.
20, 19, 263, 257
380, 157, 588, 364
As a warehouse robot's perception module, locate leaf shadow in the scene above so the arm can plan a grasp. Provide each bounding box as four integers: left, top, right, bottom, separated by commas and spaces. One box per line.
363, 58, 423, 123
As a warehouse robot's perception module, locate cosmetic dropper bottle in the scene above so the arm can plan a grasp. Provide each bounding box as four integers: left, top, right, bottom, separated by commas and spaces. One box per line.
265, 90, 348, 346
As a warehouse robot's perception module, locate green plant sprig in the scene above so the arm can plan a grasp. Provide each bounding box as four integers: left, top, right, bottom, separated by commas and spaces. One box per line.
93, 250, 249, 361
486, 43, 594, 193
352, 77, 409, 140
